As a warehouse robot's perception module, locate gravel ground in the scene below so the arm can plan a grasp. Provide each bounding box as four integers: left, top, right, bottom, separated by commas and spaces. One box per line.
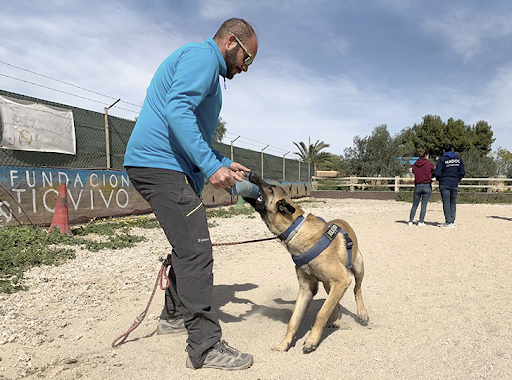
1, 198, 511, 380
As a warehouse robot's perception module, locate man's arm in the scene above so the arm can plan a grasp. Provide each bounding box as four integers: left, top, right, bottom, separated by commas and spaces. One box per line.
458, 158, 466, 180
164, 48, 224, 179
433, 159, 443, 180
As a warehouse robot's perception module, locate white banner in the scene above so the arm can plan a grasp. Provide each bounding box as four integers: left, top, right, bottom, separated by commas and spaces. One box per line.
0, 95, 76, 155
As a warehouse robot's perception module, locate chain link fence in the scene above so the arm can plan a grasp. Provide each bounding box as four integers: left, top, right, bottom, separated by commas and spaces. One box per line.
0, 89, 312, 180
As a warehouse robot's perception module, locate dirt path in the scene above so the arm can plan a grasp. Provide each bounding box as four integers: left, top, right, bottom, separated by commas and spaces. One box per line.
1, 198, 511, 380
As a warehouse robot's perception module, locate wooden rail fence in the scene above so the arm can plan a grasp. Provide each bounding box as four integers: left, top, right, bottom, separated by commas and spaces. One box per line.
312, 176, 512, 193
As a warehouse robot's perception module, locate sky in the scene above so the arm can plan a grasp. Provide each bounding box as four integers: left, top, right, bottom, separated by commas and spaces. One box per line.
1, 0, 511, 161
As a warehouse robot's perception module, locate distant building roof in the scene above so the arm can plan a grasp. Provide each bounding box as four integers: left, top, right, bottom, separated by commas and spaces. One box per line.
396, 157, 420, 165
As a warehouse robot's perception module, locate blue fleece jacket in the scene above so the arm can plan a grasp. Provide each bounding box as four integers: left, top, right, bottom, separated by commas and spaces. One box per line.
123, 38, 232, 195
434, 151, 466, 187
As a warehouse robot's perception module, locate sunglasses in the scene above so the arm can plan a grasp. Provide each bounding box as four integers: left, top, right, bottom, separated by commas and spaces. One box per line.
229, 32, 253, 66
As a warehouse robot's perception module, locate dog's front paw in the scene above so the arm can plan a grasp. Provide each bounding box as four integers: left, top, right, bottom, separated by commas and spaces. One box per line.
272, 341, 291, 352
303, 335, 320, 354
302, 342, 318, 354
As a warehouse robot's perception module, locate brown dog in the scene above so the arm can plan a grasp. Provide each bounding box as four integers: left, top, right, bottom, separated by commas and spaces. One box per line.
243, 173, 369, 353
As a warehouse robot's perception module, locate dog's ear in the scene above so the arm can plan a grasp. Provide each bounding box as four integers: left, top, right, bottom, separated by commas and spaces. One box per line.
276, 199, 295, 214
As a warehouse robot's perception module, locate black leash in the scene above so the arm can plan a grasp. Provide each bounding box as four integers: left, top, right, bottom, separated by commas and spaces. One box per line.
212, 236, 276, 246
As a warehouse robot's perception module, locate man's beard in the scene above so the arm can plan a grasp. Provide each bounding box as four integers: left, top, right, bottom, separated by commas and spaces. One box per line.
225, 46, 239, 80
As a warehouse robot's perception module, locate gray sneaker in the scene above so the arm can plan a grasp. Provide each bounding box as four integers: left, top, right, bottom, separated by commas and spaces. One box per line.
186, 340, 253, 370
156, 317, 186, 335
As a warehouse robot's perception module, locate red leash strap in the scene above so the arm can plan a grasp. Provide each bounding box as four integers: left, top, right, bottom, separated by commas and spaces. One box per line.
111, 254, 171, 348
110, 236, 275, 348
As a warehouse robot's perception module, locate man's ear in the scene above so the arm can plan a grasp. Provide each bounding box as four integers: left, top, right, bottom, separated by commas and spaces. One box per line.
225, 34, 237, 51
276, 199, 295, 214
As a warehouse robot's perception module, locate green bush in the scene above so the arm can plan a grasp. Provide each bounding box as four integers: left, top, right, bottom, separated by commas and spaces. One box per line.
0, 217, 155, 294
0, 226, 76, 293
0, 208, 260, 294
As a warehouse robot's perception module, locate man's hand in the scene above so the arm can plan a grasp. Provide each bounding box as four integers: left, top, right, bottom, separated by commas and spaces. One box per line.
229, 162, 251, 182
208, 162, 251, 189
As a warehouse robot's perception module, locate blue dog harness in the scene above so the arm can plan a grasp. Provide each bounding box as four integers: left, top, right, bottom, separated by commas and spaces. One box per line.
277, 215, 353, 270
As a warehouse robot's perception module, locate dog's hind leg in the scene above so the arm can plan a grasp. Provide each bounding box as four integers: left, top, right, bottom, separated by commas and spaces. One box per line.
303, 276, 351, 353
323, 282, 342, 329
351, 250, 369, 325
274, 273, 318, 352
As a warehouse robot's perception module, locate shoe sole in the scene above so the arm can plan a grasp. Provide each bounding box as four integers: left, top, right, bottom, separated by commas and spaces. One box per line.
186, 356, 254, 370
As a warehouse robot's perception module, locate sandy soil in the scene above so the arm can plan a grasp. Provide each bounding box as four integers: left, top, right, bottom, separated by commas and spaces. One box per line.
1, 198, 511, 380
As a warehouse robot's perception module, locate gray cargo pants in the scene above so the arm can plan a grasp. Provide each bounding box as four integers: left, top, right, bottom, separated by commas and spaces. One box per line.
126, 167, 221, 368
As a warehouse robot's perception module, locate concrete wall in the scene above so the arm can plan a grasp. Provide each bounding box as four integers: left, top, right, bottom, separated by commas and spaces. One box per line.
0, 165, 311, 226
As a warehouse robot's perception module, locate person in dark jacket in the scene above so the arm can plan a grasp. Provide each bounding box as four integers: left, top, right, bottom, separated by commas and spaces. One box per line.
408, 148, 435, 226
434, 143, 466, 228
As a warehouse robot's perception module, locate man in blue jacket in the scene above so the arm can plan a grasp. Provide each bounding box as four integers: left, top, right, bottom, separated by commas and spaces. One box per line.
124, 18, 257, 370
434, 143, 466, 228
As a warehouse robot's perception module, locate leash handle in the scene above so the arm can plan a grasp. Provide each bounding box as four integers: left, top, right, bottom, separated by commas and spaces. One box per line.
158, 255, 171, 290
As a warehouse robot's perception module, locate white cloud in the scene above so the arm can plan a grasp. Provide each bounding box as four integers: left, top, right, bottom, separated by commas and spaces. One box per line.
219, 57, 419, 155
422, 7, 512, 60
1, 0, 511, 158
482, 64, 512, 150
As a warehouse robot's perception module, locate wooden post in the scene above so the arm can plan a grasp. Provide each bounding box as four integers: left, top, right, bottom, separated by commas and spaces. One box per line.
395, 176, 400, 192
282, 151, 289, 181
104, 108, 110, 169
230, 136, 240, 161
104, 99, 121, 169
261, 145, 269, 179
298, 159, 301, 181
350, 176, 355, 192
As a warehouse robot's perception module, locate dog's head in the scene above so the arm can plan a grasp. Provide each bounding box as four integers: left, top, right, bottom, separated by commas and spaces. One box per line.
243, 173, 304, 236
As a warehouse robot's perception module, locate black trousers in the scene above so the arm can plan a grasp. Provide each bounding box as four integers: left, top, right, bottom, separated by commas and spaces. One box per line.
126, 167, 221, 367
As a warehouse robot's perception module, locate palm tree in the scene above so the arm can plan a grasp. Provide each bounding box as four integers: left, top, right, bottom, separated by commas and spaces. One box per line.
293, 138, 330, 179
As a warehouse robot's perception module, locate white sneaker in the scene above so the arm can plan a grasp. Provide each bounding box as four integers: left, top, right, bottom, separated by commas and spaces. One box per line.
417, 222, 426, 227
407, 222, 413, 226
440, 223, 455, 228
